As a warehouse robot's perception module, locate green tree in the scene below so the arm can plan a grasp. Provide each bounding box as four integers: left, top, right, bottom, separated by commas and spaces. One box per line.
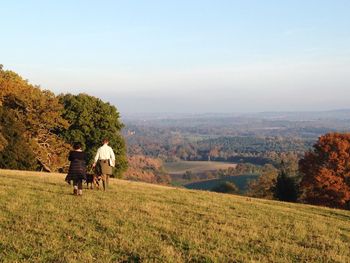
211, 181, 239, 194
59, 93, 127, 177
273, 168, 298, 202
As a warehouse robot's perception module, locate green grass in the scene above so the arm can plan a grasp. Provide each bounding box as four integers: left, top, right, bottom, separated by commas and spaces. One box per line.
0, 169, 350, 262
164, 161, 237, 175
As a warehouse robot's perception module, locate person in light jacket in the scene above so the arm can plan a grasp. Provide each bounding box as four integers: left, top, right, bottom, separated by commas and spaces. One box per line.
92, 138, 115, 190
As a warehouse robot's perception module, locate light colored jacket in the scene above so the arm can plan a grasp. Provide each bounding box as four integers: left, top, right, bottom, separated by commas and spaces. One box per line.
94, 144, 115, 166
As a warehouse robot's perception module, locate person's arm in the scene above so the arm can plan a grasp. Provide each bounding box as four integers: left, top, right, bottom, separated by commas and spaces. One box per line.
92, 148, 100, 167
68, 152, 73, 161
109, 147, 116, 167
110, 147, 115, 161
83, 152, 87, 163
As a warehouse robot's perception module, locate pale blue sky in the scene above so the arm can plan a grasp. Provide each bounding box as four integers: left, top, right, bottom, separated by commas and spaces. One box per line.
1, 0, 350, 114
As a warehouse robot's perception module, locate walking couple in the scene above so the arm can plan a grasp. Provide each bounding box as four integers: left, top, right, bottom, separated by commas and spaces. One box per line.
65, 138, 116, 196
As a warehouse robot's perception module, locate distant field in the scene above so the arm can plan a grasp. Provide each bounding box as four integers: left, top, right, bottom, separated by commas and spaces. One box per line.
184, 174, 258, 193
164, 161, 237, 175
0, 169, 350, 262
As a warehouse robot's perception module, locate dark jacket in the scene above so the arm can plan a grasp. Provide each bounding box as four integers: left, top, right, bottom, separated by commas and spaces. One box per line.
66, 151, 86, 182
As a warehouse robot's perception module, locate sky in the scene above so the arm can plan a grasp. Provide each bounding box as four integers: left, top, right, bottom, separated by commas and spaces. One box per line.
1, 0, 350, 115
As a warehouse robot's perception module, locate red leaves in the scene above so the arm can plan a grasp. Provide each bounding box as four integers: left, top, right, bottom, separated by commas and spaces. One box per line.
299, 133, 350, 209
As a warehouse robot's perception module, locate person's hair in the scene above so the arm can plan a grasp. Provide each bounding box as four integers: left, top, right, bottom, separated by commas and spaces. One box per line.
103, 138, 109, 144
73, 142, 82, 150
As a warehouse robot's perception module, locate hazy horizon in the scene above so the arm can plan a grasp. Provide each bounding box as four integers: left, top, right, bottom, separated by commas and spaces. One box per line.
1, 1, 350, 115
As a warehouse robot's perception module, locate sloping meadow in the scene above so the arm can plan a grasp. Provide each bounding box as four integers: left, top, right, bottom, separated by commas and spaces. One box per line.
0, 169, 349, 262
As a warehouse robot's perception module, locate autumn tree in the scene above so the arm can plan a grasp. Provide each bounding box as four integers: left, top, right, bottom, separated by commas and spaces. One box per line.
246, 164, 278, 199
0, 66, 70, 171
0, 107, 37, 170
59, 93, 127, 177
299, 133, 350, 209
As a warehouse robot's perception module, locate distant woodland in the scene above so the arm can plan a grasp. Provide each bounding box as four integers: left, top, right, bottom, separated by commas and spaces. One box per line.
124, 113, 350, 209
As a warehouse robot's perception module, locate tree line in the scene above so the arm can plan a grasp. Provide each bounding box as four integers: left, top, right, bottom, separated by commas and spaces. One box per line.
0, 65, 127, 176
246, 133, 350, 210
196, 134, 350, 210
127, 129, 314, 166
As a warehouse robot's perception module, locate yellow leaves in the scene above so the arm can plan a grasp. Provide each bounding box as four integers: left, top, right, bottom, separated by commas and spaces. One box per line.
0, 67, 70, 172
0, 132, 8, 152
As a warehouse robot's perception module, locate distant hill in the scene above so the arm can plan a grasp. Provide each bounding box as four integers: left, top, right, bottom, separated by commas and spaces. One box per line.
124, 109, 350, 139
124, 109, 350, 122
251, 109, 350, 121
1, 169, 349, 262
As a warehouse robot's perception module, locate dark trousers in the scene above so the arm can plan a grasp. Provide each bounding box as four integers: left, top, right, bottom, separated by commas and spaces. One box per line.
73, 179, 83, 190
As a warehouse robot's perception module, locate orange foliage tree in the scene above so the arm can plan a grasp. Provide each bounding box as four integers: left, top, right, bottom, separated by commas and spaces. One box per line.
0, 65, 70, 171
299, 133, 350, 209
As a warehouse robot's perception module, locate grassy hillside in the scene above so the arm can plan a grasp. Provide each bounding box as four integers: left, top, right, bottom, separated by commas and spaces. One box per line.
164, 161, 237, 175
0, 169, 350, 262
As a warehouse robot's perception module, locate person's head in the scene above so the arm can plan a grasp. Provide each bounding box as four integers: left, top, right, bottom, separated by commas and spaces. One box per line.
73, 142, 82, 150
103, 138, 109, 145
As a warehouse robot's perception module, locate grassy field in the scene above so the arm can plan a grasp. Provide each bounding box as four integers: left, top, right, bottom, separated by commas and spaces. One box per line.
0, 169, 350, 262
163, 161, 237, 175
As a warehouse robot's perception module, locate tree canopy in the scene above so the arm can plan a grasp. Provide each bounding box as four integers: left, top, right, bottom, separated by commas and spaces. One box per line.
299, 133, 350, 209
0, 66, 70, 171
0, 107, 37, 170
0, 65, 127, 176
59, 93, 127, 177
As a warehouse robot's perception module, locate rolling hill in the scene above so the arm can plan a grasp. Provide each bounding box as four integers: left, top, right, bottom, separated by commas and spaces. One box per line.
0, 169, 349, 262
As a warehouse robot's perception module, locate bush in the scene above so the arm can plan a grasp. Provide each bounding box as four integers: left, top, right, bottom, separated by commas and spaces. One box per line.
211, 182, 239, 194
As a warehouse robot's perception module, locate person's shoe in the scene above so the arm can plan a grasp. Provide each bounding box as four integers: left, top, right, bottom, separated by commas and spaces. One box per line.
73, 186, 78, 195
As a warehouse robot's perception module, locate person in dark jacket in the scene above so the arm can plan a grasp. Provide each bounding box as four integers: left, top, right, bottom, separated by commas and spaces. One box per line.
65, 142, 86, 196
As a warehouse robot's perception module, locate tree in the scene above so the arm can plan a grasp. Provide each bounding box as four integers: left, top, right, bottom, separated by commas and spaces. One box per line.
299, 133, 350, 209
182, 171, 197, 180
246, 165, 278, 199
0, 67, 70, 172
0, 133, 7, 152
211, 181, 239, 194
0, 107, 37, 170
59, 93, 127, 177
273, 168, 298, 202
